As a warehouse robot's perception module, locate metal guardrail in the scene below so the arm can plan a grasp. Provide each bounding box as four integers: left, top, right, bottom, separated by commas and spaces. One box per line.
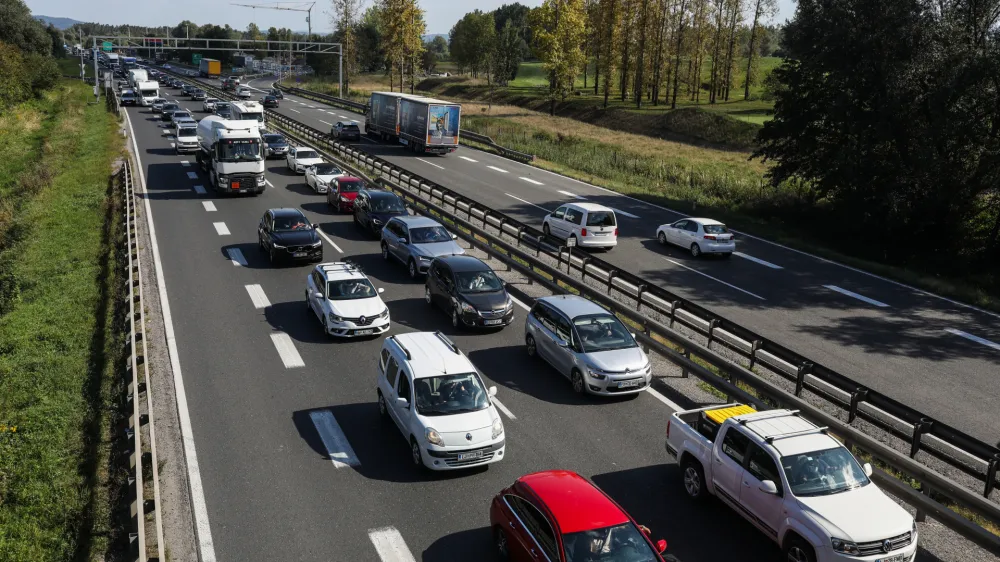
168, 71, 1000, 544
108, 86, 166, 562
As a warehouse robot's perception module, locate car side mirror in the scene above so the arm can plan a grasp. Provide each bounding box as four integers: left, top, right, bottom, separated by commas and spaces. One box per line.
759, 480, 779, 495
451, 233, 458, 240
557, 339, 570, 348
488, 386, 497, 397
312, 291, 323, 300
378, 287, 385, 294
395, 397, 409, 409
312, 223, 319, 229
656, 539, 667, 554
399, 238, 408, 245
863, 462, 873, 477
630, 332, 636, 339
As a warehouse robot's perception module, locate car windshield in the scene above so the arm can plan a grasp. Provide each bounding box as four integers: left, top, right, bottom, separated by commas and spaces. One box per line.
573, 314, 637, 353
172, 112, 190, 119
563, 523, 659, 562
703, 224, 730, 234
163, 105, 178, 111
315, 164, 342, 175
414, 373, 490, 416
781, 447, 871, 497
326, 278, 377, 300
586, 211, 617, 227
409, 226, 451, 244
178, 127, 196, 137
370, 195, 406, 213
297, 150, 319, 159
455, 270, 503, 294
272, 215, 311, 232
338, 180, 363, 192
218, 139, 261, 162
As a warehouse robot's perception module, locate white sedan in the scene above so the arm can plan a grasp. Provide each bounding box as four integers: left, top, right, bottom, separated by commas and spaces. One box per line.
305, 163, 346, 194
202, 97, 220, 112
236, 87, 252, 99
286, 146, 325, 174
306, 262, 391, 338
656, 217, 735, 258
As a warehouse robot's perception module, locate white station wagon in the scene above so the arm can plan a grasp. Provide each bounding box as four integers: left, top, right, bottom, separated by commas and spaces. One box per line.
542, 202, 618, 250
305, 261, 390, 338
656, 217, 735, 258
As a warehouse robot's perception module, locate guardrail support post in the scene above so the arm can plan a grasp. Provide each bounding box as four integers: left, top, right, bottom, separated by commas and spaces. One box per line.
794, 362, 813, 396
680, 348, 689, 378
606, 270, 618, 295
985, 456, 999, 498
580, 257, 590, 282
909, 418, 934, 458
669, 300, 681, 328
749, 340, 762, 370
641, 324, 650, 353
915, 483, 932, 522
707, 319, 720, 349
636, 284, 647, 312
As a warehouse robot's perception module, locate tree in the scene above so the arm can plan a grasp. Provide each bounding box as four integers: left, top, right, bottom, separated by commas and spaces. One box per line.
377, 0, 425, 92
45, 24, 64, 58
743, 0, 776, 99
171, 20, 199, 39
357, 6, 385, 72
493, 3, 533, 56
0, 0, 52, 55
428, 35, 448, 58
530, 0, 588, 115
492, 19, 523, 85
331, 0, 364, 95
669, 0, 690, 108
420, 44, 438, 72
450, 10, 496, 77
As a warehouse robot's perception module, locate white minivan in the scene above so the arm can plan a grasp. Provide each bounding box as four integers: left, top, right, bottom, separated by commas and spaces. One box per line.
376, 332, 506, 471
542, 202, 618, 250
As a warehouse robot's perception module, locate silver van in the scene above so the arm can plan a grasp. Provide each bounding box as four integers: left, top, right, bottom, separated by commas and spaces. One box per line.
542, 202, 618, 250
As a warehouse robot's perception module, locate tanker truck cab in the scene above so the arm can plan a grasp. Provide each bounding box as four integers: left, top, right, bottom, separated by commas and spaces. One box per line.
665, 405, 917, 562
196, 116, 266, 196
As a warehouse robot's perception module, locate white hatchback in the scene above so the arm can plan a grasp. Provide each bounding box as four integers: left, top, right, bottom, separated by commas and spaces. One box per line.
305, 262, 391, 337
286, 146, 325, 174
656, 217, 735, 258
542, 202, 618, 250
377, 332, 505, 471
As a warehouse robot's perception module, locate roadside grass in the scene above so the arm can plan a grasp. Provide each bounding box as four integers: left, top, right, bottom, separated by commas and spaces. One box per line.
0, 79, 125, 561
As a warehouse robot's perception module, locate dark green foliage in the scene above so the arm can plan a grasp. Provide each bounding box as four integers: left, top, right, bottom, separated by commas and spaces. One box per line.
0, 0, 52, 55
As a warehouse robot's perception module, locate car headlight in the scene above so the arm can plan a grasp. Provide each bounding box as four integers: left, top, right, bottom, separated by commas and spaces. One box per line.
340, 195, 350, 202
272, 243, 285, 249
311, 240, 322, 247
504, 297, 513, 310
256, 175, 266, 186
417, 255, 432, 262
328, 312, 342, 324
424, 427, 443, 446
912, 521, 918, 539
458, 299, 476, 314
830, 538, 860, 556
492, 417, 504, 439
372, 218, 383, 225
587, 367, 607, 380
218, 175, 228, 183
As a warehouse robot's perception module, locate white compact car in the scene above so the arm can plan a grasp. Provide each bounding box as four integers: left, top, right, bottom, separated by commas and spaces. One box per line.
203, 97, 220, 112
306, 262, 390, 338
286, 146, 325, 174
174, 123, 199, 154
656, 217, 735, 258
236, 87, 252, 99
305, 163, 345, 194
542, 202, 618, 250
377, 332, 506, 471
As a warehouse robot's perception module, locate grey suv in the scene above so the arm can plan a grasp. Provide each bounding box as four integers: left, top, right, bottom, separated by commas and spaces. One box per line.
380, 216, 464, 279
524, 295, 651, 397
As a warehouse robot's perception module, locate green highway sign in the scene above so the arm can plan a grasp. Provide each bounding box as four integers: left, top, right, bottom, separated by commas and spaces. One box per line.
192, 54, 202, 64
102, 41, 112, 52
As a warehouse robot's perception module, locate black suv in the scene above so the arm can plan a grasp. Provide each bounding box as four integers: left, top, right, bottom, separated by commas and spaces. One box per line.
425, 255, 515, 329
191, 89, 207, 100
353, 189, 408, 237
257, 208, 323, 265
269, 88, 283, 100
261, 95, 279, 108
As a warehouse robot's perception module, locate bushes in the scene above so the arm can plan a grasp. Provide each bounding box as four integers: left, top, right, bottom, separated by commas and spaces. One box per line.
0, 41, 59, 110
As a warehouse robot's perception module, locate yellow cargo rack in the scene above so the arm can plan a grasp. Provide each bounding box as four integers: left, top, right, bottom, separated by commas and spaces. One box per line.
704, 404, 757, 425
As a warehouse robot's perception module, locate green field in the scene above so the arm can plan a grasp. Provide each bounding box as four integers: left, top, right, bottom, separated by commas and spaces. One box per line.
0, 78, 125, 561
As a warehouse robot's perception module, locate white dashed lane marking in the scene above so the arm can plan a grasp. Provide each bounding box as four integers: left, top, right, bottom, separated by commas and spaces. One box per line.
244, 284, 271, 309
368, 527, 416, 562
270, 332, 305, 368
664, 258, 766, 301
202, 201, 216, 212
309, 410, 360, 468
186, 171, 198, 179
226, 248, 247, 266
944, 328, 1000, 351
520, 177, 543, 185
505, 193, 550, 213
487, 165, 509, 173
492, 397, 516, 420
823, 285, 889, 308
317, 229, 344, 253
459, 156, 478, 163
558, 190, 585, 199
213, 222, 230, 236
193, 185, 206, 194
181, 160, 191, 167
415, 157, 444, 170
734, 252, 783, 270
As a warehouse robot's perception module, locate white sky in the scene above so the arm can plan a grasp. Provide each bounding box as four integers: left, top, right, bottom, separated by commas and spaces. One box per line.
27, 0, 797, 35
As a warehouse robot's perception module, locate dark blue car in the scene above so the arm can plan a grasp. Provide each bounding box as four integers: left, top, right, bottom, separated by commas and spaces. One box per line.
353, 189, 408, 237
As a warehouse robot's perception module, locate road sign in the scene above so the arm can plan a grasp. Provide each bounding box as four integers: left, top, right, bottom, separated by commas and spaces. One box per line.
102, 41, 112, 52
192, 54, 202, 65
566, 237, 577, 247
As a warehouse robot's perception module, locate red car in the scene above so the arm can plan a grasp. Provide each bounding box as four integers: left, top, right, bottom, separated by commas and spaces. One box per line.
490, 470, 670, 562
326, 176, 366, 213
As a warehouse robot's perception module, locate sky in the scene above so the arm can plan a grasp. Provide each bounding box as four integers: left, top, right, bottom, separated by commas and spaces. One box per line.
26, 0, 798, 36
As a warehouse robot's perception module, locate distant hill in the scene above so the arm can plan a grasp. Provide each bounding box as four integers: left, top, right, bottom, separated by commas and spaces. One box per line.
34, 16, 83, 30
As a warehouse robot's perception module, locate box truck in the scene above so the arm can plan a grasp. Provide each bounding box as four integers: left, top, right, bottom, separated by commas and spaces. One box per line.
128, 68, 148, 89
199, 58, 222, 78
196, 116, 266, 195
136, 81, 160, 106
366, 92, 461, 155
230, 101, 265, 131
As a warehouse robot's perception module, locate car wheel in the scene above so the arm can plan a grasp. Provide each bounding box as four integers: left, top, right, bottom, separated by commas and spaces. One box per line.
425, 286, 433, 305
658, 231, 667, 245
377, 392, 389, 419
571, 369, 586, 394
690, 243, 701, 258
381, 243, 390, 261
783, 537, 816, 562
451, 307, 460, 328
543, 223, 551, 237
410, 438, 423, 468
408, 259, 417, 279
681, 458, 707, 500
494, 527, 510, 562
525, 334, 537, 358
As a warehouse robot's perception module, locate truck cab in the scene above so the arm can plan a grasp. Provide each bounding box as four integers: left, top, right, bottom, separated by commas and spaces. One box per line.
665, 405, 917, 562
196, 116, 266, 196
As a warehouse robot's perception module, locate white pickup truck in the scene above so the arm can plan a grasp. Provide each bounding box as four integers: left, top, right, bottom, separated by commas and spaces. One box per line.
665, 404, 917, 562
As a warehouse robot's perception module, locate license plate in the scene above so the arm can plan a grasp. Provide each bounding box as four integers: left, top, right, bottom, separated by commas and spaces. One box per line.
594, 232, 609, 236
458, 451, 483, 461
355, 329, 374, 336
293, 252, 307, 257
239, 189, 247, 193
877, 555, 908, 562
483, 319, 503, 326
618, 380, 641, 388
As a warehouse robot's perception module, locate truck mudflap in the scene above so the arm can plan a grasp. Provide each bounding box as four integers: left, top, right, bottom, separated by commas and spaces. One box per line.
665, 441, 678, 457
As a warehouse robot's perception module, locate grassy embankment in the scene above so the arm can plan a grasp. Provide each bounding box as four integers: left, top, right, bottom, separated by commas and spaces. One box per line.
0, 73, 127, 560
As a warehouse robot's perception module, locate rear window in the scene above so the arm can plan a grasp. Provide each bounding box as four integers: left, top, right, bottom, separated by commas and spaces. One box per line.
703, 224, 730, 234
344, 124, 360, 130
585, 211, 616, 227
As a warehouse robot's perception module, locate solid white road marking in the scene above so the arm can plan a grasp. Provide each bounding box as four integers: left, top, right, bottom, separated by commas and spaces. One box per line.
558, 190, 585, 199
202, 201, 217, 212
520, 177, 544, 185
186, 171, 198, 179
244, 284, 271, 309
460, 156, 479, 163
734, 252, 783, 270
415, 157, 445, 170
265, 179, 274, 188
317, 229, 344, 253
180, 160, 191, 167
609, 207, 640, 219
193, 185, 206, 194
226, 248, 247, 266
664, 258, 766, 301
505, 193, 551, 213
646, 387, 683, 412
823, 285, 889, 308
319, 119, 332, 126
369, 527, 416, 562
508, 294, 530, 311
340, 115, 351, 120
170, 142, 175, 148
492, 397, 517, 420
488, 165, 509, 173
309, 410, 360, 468
213, 222, 230, 236
123, 106, 218, 562
289, 108, 300, 113
270, 332, 305, 368
944, 328, 1000, 351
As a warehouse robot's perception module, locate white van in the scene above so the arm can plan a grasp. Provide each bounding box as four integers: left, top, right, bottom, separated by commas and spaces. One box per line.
542, 202, 618, 250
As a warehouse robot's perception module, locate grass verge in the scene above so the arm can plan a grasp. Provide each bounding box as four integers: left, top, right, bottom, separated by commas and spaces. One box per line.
0, 79, 126, 561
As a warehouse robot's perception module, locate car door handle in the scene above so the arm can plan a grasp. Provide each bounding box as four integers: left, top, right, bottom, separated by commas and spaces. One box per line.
509, 521, 515, 529
743, 481, 751, 487
530, 549, 539, 558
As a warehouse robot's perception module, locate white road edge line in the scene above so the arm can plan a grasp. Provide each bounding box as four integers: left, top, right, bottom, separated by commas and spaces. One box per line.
317, 229, 344, 253
459, 156, 479, 163
369, 527, 416, 562
944, 328, 1000, 351
213, 222, 230, 236
270, 332, 305, 368
226, 248, 247, 266
244, 284, 271, 309
609, 207, 640, 219
487, 165, 509, 173
508, 294, 530, 311
319, 119, 332, 126
492, 397, 517, 420
733, 252, 783, 270
193, 185, 206, 194
505, 193, 550, 214
265, 179, 274, 188
558, 190, 585, 199
415, 157, 445, 170
823, 285, 889, 308
520, 177, 544, 185
124, 107, 218, 561
309, 410, 360, 468
664, 258, 766, 301
646, 386, 684, 412
289, 108, 301, 113
202, 201, 217, 212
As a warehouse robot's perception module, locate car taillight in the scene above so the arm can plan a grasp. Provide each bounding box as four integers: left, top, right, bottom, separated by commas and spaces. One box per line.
614, 228, 618, 236
581, 228, 588, 237
704, 235, 717, 240
666, 419, 671, 439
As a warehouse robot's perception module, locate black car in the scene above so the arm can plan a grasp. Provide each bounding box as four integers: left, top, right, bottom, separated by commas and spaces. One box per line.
160, 103, 180, 120
332, 121, 362, 141
257, 208, 323, 265
262, 133, 289, 159
191, 89, 207, 100
425, 255, 515, 329
182, 84, 195, 95
269, 88, 283, 100
261, 95, 279, 108
353, 189, 408, 236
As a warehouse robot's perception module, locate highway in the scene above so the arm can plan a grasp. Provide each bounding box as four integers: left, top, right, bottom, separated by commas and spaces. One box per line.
235, 74, 1000, 445
126, 79, 990, 562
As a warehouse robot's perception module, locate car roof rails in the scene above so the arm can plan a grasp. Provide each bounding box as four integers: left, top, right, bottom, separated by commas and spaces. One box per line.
763, 427, 829, 444
389, 336, 411, 360
435, 332, 460, 355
